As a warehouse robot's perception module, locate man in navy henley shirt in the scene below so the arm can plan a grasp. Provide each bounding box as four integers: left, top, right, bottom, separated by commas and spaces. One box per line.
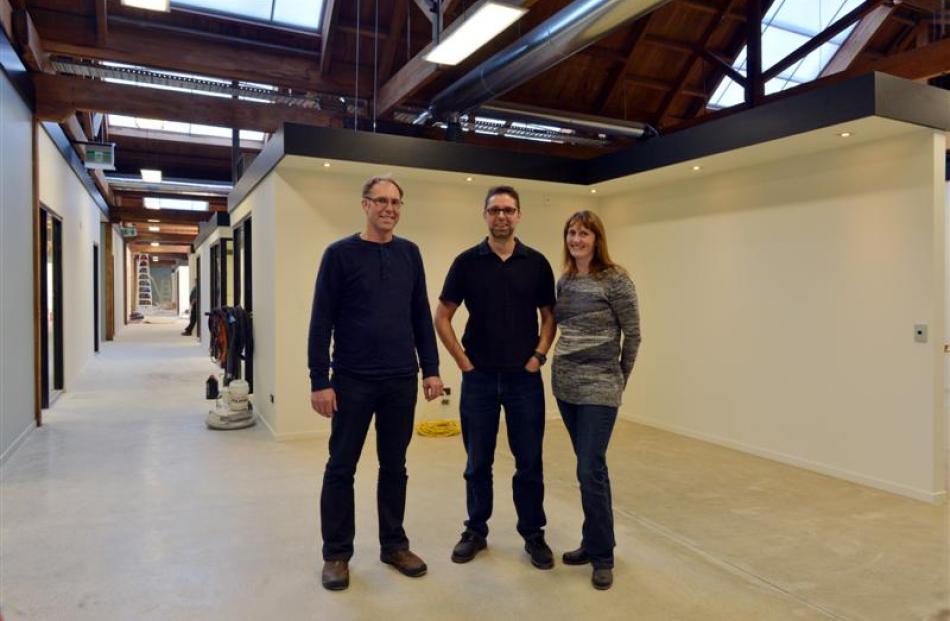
308, 175, 443, 591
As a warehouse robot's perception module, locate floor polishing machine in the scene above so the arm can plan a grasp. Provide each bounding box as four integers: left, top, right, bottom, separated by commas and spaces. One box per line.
206, 377, 255, 430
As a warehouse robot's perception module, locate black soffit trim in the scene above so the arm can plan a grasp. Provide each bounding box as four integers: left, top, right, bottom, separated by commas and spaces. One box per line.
229, 73, 950, 211
192, 211, 231, 251
0, 26, 34, 109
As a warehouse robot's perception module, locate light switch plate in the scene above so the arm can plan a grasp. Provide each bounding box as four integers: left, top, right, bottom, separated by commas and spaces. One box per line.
914, 324, 928, 343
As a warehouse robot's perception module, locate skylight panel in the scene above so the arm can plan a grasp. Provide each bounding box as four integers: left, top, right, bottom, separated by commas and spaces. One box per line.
706, 0, 861, 110
106, 115, 266, 143
172, 0, 324, 30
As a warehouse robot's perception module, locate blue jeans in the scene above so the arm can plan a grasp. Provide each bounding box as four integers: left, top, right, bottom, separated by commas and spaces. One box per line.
320, 372, 417, 561
556, 399, 618, 569
460, 368, 546, 540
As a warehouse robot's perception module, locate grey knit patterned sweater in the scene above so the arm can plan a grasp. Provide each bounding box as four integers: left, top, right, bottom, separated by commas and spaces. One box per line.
552, 268, 641, 407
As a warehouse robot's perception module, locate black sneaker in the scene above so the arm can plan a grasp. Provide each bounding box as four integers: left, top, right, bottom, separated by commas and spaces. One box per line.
524, 536, 554, 570
562, 547, 590, 565
451, 531, 487, 563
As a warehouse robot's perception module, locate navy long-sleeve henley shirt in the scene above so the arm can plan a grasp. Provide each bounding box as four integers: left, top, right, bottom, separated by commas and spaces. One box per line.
308, 234, 440, 391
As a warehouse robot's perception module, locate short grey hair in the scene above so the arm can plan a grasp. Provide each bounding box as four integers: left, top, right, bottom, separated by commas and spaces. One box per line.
362, 175, 404, 199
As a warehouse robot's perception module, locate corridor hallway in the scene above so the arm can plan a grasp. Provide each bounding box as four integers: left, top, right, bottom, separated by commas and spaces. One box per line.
1, 322, 947, 620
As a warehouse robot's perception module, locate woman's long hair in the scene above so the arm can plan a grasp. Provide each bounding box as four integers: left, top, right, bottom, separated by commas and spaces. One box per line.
562, 210, 623, 279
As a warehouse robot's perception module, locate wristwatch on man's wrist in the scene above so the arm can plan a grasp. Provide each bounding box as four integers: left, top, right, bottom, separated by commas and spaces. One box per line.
531, 351, 547, 366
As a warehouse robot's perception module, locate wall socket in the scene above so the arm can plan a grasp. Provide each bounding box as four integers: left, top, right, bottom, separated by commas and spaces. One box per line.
914, 324, 928, 343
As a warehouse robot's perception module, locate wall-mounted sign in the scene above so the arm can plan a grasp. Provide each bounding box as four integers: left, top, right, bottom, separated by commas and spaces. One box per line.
79, 141, 116, 170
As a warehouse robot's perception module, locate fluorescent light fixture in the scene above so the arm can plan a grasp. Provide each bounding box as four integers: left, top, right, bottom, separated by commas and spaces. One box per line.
141, 169, 162, 183
144, 197, 161, 210
148, 226, 161, 232
147, 219, 161, 223
121, 0, 170, 12
152, 256, 159, 261
150, 242, 160, 247
424, 2, 528, 66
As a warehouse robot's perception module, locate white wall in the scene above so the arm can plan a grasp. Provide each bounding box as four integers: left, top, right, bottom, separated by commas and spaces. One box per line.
0, 69, 36, 461
112, 227, 125, 331
37, 127, 103, 391
600, 129, 946, 502
264, 163, 595, 439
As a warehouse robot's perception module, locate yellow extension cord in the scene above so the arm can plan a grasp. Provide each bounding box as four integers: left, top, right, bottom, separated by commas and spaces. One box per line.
415, 419, 461, 437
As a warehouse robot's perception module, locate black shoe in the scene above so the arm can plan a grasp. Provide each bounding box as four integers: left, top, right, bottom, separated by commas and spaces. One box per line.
524, 536, 554, 570
592, 567, 613, 590
321, 560, 349, 591
380, 548, 427, 577
562, 547, 590, 565
451, 531, 487, 563
181, 330, 192, 336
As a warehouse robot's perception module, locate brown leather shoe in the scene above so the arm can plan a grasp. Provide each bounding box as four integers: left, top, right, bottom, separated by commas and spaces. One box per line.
380, 549, 427, 577
321, 560, 349, 591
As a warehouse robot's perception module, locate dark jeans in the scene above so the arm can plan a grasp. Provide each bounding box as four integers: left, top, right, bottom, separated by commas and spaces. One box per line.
184, 301, 197, 332
459, 368, 546, 541
556, 399, 618, 569
320, 372, 418, 561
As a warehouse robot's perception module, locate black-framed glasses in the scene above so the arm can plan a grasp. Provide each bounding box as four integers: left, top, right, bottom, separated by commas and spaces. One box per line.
485, 206, 519, 217
364, 195, 404, 208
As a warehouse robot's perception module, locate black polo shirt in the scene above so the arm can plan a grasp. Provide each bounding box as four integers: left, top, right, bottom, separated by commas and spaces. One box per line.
440, 238, 555, 372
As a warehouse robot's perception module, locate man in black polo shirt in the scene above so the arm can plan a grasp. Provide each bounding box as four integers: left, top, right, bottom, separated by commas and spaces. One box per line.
308, 175, 444, 591
435, 185, 556, 569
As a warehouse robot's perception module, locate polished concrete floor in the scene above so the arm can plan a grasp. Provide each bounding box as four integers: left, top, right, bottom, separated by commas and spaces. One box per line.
1, 322, 948, 621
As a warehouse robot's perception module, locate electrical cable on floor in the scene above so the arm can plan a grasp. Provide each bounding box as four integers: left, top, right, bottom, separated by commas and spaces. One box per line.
415, 419, 461, 437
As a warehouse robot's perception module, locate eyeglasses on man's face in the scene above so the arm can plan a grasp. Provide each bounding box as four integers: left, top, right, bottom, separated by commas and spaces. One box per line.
485, 206, 519, 217
364, 196, 404, 208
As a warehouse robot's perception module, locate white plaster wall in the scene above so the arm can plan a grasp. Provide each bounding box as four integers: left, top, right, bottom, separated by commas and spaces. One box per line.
0, 69, 36, 461
112, 227, 125, 331
269, 166, 595, 439
600, 129, 946, 502
37, 127, 103, 392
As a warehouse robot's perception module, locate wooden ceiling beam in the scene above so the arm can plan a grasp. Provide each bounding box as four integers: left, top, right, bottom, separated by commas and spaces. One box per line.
676, 0, 746, 21
413, 0, 462, 22
61, 112, 115, 207
33, 73, 341, 133
94, 0, 107, 46
320, 0, 341, 74
594, 14, 656, 113
128, 243, 191, 254
29, 8, 356, 94
12, 9, 51, 73
378, 0, 409, 83
654, 0, 741, 126
625, 75, 707, 99
848, 34, 950, 80
820, 5, 894, 77
1, 0, 13, 41
377, 0, 540, 117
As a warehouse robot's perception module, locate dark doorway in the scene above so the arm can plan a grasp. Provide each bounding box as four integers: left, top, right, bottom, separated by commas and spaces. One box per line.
40, 207, 64, 408
196, 256, 202, 339
93, 244, 100, 353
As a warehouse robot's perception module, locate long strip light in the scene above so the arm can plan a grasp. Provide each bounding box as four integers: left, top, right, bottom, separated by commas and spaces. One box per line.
120, 0, 170, 12
425, 1, 527, 66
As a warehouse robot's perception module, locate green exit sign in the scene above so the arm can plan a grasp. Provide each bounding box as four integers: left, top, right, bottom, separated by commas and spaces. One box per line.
82, 142, 116, 170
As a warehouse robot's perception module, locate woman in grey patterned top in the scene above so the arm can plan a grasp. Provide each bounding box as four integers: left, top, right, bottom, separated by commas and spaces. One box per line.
552, 210, 641, 590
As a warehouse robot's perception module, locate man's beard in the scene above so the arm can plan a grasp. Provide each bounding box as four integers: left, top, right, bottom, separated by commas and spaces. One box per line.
490, 224, 513, 241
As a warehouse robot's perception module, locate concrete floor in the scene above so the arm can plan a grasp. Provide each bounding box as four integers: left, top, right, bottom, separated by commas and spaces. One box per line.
1, 322, 948, 621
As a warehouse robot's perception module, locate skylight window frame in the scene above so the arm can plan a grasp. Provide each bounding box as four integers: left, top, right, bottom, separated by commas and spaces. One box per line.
169, 0, 325, 34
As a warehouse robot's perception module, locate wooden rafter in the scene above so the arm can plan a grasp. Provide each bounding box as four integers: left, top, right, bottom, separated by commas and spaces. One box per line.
821, 5, 894, 77
376, 0, 540, 117
34, 74, 341, 133
319, 0, 340, 75
1, 0, 12, 41
110, 206, 215, 225
848, 35, 950, 80
29, 8, 365, 94
95, 0, 107, 47
12, 9, 50, 73
653, 0, 741, 126
593, 14, 656, 113
378, 0, 409, 83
